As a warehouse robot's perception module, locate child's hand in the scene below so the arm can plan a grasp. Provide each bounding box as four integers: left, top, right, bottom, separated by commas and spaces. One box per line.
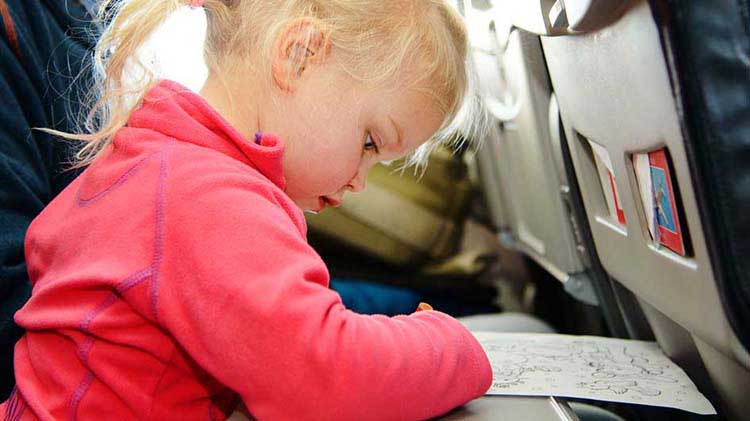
228, 402, 254, 421
415, 302, 433, 312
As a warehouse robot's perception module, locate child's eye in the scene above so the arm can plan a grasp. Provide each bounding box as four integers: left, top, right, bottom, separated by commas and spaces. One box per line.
364, 133, 380, 154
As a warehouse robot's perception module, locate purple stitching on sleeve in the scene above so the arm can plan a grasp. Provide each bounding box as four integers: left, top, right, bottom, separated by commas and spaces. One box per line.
78, 294, 119, 336
117, 268, 154, 295
149, 145, 172, 324
76, 153, 160, 207
68, 267, 153, 418
68, 372, 94, 421
69, 140, 176, 419
76, 336, 96, 366
5, 386, 27, 421
5, 387, 15, 417
78, 269, 153, 336
5, 386, 17, 420
14, 390, 26, 421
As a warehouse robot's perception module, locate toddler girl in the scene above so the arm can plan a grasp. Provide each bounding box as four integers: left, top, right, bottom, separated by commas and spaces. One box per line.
2, 0, 491, 419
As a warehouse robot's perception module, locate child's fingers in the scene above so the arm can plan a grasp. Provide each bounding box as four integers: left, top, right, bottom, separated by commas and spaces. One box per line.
227, 410, 253, 421
416, 302, 433, 312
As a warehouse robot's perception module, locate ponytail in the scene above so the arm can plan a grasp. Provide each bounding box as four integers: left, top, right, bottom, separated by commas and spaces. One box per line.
50, 0, 215, 168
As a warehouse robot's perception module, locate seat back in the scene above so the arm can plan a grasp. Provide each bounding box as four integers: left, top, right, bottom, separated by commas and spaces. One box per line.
465, 0, 601, 306
530, 0, 749, 417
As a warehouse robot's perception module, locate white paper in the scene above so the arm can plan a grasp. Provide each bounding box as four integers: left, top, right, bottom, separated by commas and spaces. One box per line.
589, 141, 614, 174
473, 331, 716, 415
588, 141, 620, 223
633, 154, 657, 241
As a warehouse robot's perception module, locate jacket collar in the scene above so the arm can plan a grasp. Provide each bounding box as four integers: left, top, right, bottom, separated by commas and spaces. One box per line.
128, 79, 286, 190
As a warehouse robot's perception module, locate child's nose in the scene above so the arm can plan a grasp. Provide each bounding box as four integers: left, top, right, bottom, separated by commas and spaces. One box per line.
347, 172, 367, 193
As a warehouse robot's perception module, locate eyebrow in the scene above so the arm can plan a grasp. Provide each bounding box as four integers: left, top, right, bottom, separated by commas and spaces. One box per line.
389, 115, 403, 149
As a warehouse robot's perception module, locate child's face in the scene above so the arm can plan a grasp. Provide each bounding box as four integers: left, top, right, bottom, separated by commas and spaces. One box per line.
267, 63, 445, 212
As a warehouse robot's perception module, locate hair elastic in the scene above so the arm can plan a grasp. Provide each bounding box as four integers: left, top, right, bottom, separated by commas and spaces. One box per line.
189, 0, 205, 7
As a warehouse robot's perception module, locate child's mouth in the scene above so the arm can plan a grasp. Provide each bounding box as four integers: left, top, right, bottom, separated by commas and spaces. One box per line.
314, 197, 327, 213
317, 196, 341, 212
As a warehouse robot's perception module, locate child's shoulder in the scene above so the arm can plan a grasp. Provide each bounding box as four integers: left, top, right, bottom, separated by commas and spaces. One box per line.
164, 141, 305, 232
168, 139, 264, 175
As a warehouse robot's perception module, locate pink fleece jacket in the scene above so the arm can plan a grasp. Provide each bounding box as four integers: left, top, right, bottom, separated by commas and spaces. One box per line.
2, 80, 492, 420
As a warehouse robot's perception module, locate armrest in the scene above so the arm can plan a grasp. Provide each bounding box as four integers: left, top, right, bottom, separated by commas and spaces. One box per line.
439, 396, 579, 420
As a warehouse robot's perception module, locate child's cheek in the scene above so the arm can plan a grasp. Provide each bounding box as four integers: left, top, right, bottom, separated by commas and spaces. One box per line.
325, 165, 352, 190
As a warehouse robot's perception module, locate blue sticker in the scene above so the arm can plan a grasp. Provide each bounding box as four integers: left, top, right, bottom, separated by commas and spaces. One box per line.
650, 167, 676, 232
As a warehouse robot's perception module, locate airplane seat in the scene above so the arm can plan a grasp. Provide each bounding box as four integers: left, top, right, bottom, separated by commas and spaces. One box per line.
463, 0, 631, 338
515, 0, 750, 418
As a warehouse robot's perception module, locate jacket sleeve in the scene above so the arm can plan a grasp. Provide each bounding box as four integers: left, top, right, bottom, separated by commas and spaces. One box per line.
158, 164, 492, 421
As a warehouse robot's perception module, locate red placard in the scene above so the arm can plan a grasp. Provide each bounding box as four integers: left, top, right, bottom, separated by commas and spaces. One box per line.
608, 171, 626, 225
648, 150, 685, 255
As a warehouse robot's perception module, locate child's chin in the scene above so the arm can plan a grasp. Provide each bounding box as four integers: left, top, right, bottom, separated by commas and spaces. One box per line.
301, 201, 323, 214
291, 196, 326, 214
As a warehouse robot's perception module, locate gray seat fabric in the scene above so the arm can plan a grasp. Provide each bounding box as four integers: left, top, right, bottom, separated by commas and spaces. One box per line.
458, 312, 556, 334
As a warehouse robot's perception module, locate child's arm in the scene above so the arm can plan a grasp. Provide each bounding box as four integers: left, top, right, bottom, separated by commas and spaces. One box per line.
159, 164, 492, 420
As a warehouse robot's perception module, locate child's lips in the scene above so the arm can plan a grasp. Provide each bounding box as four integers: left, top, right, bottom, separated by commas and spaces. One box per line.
317, 196, 341, 211
324, 196, 342, 207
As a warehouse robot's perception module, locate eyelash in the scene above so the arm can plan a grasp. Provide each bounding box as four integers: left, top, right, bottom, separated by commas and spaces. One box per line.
364, 132, 380, 154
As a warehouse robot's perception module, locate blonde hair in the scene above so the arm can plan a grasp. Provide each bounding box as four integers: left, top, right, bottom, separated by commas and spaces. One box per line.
62, 0, 476, 169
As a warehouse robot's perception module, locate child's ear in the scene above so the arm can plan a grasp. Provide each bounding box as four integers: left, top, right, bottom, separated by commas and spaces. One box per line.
272, 18, 331, 92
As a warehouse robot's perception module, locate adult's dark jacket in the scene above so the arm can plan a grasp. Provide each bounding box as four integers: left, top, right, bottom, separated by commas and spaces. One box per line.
0, 0, 97, 399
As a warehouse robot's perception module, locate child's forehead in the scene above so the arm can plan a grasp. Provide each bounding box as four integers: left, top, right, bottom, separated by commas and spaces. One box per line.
363, 82, 441, 110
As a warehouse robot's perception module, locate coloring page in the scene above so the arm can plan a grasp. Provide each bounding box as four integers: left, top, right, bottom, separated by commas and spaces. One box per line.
473, 332, 716, 415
